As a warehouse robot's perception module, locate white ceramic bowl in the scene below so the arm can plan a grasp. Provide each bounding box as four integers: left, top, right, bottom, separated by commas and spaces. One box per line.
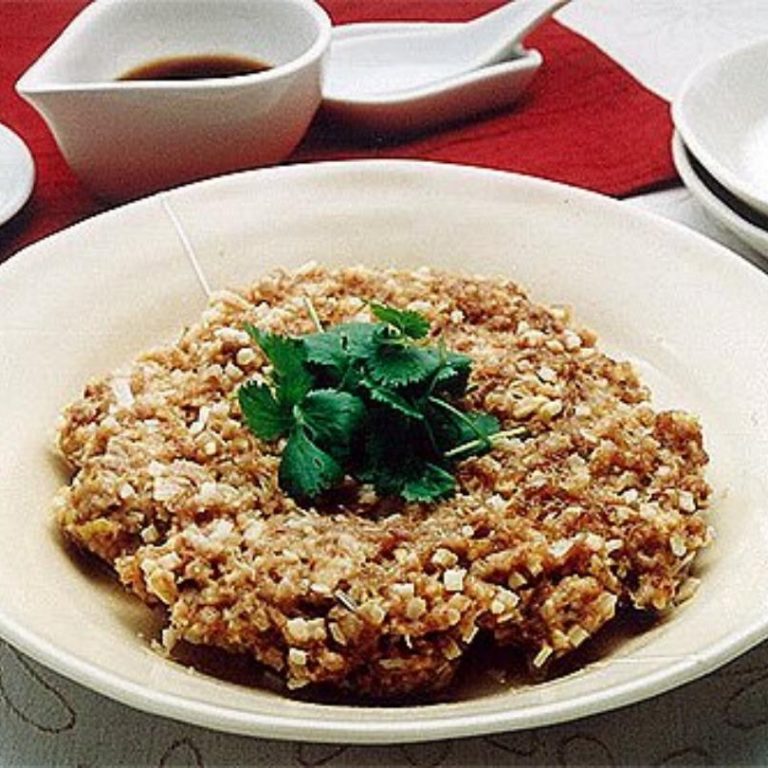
671, 130, 768, 261
2, 161, 768, 743
16, 0, 331, 200
673, 38, 768, 217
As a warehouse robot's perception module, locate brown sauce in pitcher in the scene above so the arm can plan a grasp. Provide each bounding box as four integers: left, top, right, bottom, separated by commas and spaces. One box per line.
118, 54, 272, 81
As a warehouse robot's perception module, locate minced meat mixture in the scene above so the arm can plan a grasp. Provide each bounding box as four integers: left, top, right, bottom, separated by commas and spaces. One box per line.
53, 265, 711, 698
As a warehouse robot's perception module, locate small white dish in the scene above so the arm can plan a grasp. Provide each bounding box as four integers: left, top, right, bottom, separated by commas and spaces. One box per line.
325, 0, 564, 95
671, 130, 768, 260
0, 123, 34, 226
2, 161, 768, 742
673, 38, 768, 217
323, 22, 541, 133
16, 0, 331, 201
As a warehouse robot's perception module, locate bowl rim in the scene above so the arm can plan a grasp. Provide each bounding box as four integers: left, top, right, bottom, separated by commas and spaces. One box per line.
672, 37, 768, 218
671, 130, 768, 257
3, 159, 768, 744
2, 599, 768, 744
0, 123, 35, 226
15, 0, 332, 96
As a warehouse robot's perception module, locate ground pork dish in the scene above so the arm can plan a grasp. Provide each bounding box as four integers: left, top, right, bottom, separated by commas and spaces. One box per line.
53, 265, 712, 699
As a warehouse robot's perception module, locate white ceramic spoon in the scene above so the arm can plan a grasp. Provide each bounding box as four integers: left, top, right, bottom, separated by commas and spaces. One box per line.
324, 0, 569, 99
323, 23, 542, 134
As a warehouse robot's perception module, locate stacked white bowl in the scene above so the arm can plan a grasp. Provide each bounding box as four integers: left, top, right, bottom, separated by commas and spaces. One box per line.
672, 39, 768, 259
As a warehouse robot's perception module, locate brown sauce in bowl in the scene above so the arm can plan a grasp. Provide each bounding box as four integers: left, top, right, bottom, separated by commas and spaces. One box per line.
118, 54, 272, 81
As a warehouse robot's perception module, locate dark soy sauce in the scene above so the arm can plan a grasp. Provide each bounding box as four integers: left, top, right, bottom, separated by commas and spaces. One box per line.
119, 54, 272, 81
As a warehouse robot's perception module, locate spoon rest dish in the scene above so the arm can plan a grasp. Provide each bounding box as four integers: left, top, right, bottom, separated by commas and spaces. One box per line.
322, 22, 542, 134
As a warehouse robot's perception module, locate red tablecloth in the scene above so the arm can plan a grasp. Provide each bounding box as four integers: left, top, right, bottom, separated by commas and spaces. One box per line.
0, 0, 676, 262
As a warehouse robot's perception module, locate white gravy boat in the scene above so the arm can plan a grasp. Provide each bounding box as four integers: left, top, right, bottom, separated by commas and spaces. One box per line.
17, 0, 331, 200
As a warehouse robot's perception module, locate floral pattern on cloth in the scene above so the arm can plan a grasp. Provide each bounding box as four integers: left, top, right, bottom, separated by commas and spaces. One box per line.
2, 636, 768, 765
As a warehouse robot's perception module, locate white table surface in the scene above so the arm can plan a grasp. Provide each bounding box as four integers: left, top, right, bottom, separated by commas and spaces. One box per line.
3, 3, 768, 765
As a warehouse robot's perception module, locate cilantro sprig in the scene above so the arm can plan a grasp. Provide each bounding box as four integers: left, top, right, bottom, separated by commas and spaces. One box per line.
237, 301, 524, 503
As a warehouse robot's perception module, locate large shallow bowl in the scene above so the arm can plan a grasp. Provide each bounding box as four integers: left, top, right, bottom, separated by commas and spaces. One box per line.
1, 160, 768, 744
672, 38, 768, 217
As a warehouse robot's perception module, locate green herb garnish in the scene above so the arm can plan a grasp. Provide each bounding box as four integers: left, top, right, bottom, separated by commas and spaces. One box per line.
237, 301, 524, 503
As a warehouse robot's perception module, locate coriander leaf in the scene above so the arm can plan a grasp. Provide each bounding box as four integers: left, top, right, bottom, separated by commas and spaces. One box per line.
449, 412, 501, 459
238, 381, 292, 441
334, 322, 379, 359
279, 427, 344, 498
299, 389, 365, 450
302, 331, 347, 375
359, 463, 405, 499
357, 409, 411, 495
402, 462, 456, 503
428, 399, 501, 456
362, 379, 424, 420
239, 298, 515, 505
432, 351, 472, 397
370, 302, 430, 339
461, 410, 501, 440
246, 326, 312, 406
367, 344, 440, 387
